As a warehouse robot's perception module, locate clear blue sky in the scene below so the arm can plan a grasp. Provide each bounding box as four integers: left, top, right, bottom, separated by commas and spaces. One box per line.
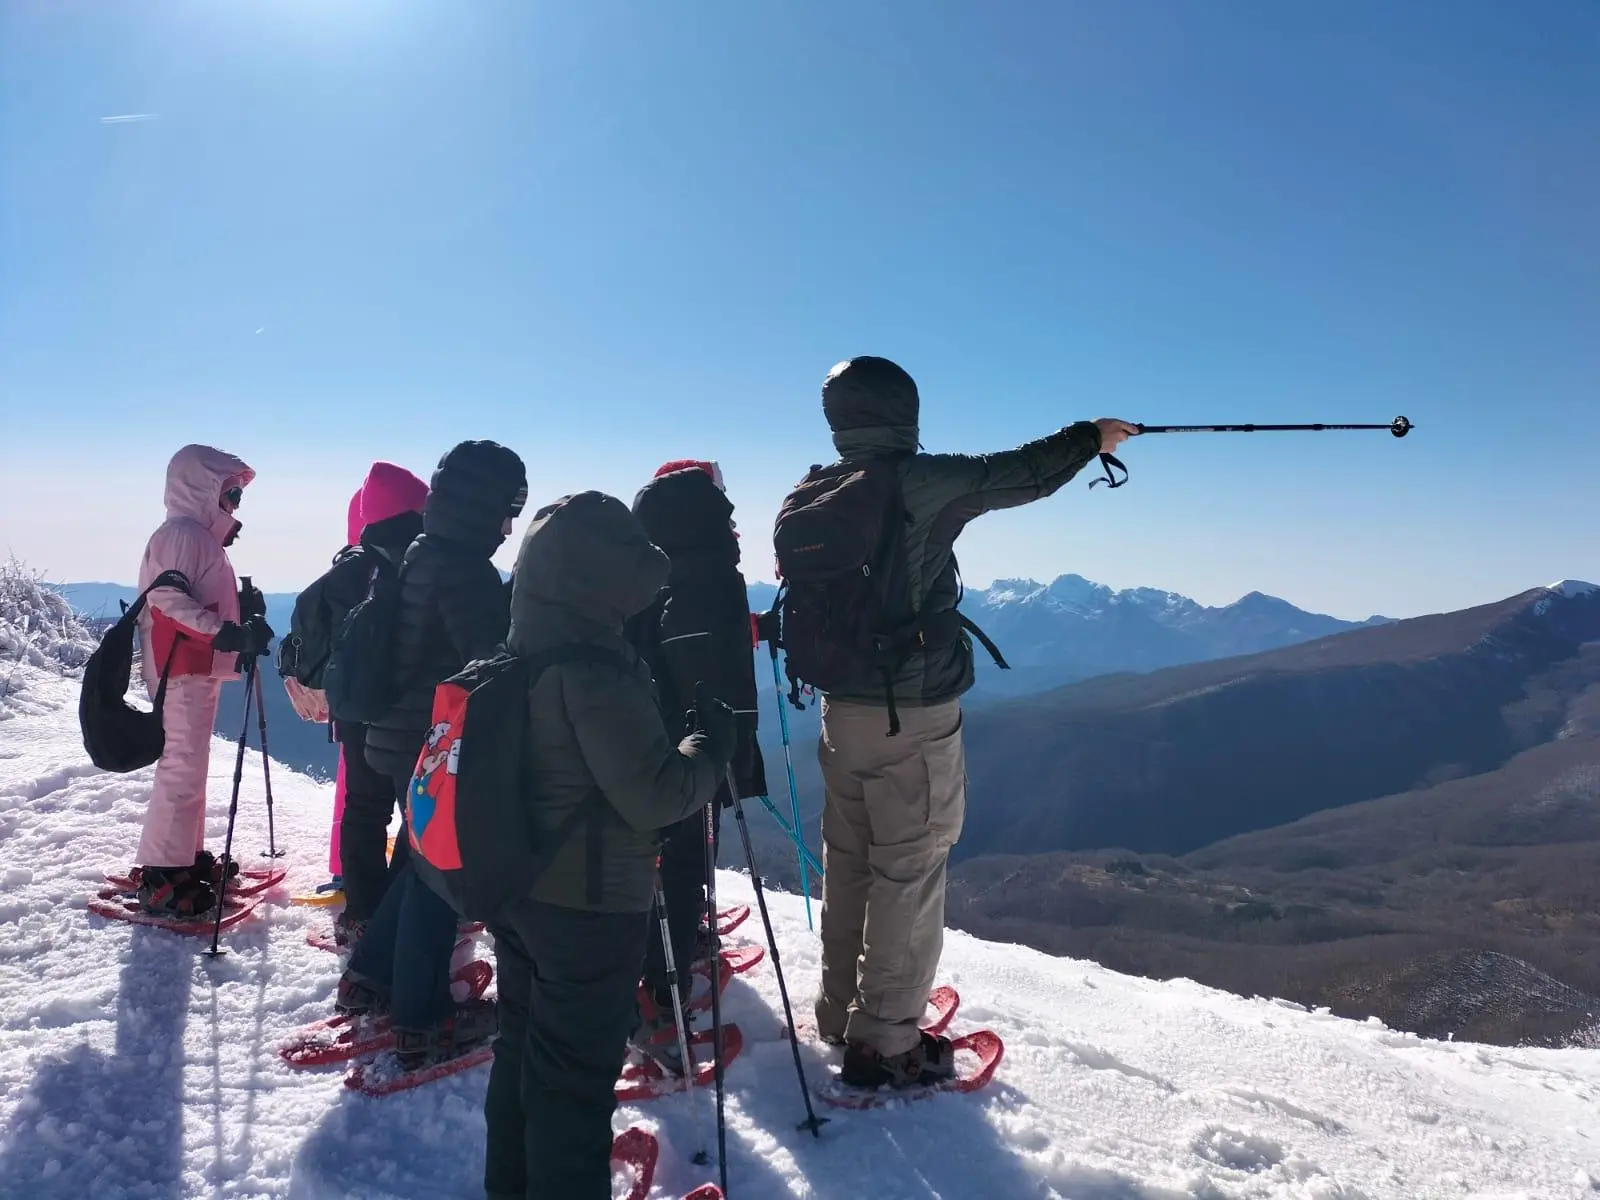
2, 0, 1595, 620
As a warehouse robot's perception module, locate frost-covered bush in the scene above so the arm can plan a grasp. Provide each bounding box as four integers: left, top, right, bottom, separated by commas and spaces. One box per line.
0, 559, 97, 683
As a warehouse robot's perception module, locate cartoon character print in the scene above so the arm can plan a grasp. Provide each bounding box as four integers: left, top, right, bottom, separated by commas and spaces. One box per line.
408, 714, 461, 861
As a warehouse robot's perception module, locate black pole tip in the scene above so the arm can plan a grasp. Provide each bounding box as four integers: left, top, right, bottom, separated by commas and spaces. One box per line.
1391, 416, 1413, 438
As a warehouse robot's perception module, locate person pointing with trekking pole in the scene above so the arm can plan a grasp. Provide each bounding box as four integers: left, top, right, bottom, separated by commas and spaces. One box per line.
768, 355, 1138, 1093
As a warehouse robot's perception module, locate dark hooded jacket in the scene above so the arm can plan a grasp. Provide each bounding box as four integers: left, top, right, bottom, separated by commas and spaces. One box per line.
510, 491, 730, 913
817, 355, 1104, 708
363, 440, 525, 780
625, 468, 766, 799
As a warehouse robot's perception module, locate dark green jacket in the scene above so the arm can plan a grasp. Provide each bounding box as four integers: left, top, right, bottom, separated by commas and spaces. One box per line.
507, 491, 729, 913
826, 419, 1104, 708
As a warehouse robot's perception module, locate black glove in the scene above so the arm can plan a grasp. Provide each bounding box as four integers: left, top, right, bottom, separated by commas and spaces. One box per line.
237, 581, 267, 622
214, 616, 274, 657
688, 680, 737, 770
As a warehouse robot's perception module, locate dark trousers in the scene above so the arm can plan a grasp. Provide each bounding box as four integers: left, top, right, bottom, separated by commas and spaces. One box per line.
346, 857, 458, 1029
484, 900, 649, 1200
336, 728, 412, 921
642, 797, 722, 1001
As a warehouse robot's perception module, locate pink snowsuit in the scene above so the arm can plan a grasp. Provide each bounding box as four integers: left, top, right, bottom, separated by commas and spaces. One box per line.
326, 488, 366, 876
135, 445, 254, 869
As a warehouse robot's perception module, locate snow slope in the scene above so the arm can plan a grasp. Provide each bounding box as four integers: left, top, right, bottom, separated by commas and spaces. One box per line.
1, 656, 1598, 1198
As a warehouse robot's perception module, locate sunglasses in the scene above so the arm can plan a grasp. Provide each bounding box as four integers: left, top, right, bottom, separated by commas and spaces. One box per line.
508, 485, 528, 519
221, 486, 244, 512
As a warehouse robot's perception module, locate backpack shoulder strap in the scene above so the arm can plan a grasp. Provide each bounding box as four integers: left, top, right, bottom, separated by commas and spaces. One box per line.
125, 569, 193, 619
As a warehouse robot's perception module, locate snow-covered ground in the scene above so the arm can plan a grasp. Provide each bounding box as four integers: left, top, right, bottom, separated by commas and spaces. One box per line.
1, 648, 1598, 1198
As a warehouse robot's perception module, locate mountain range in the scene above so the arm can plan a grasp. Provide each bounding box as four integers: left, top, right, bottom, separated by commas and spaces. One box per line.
59, 573, 1387, 782
945, 579, 1600, 1046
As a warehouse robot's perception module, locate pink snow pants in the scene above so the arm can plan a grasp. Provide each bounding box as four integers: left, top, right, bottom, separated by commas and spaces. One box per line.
137, 676, 223, 868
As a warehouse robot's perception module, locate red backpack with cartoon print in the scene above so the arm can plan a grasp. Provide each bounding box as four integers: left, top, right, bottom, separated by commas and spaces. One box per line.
405, 642, 633, 921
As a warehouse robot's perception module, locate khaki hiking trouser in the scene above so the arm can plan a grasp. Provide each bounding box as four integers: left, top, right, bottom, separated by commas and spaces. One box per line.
815, 695, 965, 1058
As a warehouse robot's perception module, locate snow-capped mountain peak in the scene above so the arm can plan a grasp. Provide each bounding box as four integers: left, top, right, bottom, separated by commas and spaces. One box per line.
1547, 579, 1599, 598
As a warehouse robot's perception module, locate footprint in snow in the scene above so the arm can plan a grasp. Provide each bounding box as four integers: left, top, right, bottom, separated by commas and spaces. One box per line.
1191, 1124, 1286, 1172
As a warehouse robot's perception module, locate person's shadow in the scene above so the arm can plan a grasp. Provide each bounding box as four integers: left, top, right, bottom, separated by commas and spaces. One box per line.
0, 925, 192, 1198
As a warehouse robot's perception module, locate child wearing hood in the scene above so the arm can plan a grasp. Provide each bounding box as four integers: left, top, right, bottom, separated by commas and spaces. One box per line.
134, 444, 274, 917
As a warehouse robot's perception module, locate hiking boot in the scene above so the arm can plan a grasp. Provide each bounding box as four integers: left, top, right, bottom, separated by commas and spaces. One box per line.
629, 1002, 689, 1076
394, 999, 499, 1071
840, 1031, 957, 1090
193, 850, 240, 885
137, 865, 216, 918
335, 969, 390, 1018
333, 912, 367, 952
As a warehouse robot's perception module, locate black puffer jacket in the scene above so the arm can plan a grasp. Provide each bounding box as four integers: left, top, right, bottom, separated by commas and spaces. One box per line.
363, 440, 526, 780
626, 467, 766, 799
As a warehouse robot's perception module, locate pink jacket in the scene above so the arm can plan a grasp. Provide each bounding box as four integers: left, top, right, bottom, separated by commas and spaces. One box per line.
137, 445, 255, 691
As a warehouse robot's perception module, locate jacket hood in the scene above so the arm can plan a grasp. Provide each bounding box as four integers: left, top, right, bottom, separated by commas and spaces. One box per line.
822, 356, 920, 457
163, 444, 254, 543
360, 461, 430, 528
423, 440, 526, 555
508, 491, 670, 650
346, 489, 364, 547
631, 468, 739, 563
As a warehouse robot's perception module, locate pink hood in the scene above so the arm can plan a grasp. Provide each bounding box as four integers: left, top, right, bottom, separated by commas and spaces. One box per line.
346, 489, 364, 547
358, 461, 430, 530
164, 444, 254, 545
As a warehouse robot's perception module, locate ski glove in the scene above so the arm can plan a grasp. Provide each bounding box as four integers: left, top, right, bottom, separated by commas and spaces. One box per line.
687, 680, 738, 770
214, 616, 275, 657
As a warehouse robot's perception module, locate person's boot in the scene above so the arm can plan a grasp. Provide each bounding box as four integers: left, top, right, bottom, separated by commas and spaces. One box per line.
335, 969, 390, 1018
193, 849, 240, 885
628, 990, 690, 1075
394, 999, 498, 1071
137, 865, 216, 918
333, 911, 368, 952
840, 1030, 957, 1090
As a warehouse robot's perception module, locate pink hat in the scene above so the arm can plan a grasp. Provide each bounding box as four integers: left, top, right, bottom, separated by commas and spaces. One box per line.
360, 462, 430, 528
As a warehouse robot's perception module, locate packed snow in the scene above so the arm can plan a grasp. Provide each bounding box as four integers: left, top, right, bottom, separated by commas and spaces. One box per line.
1, 634, 1598, 1197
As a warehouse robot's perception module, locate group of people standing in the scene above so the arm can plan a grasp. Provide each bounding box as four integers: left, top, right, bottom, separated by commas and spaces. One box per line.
127, 353, 1136, 1197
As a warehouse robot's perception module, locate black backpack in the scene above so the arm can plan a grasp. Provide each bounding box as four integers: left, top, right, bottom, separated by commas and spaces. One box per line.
770, 457, 924, 731
405, 642, 636, 922
78, 570, 193, 773
321, 554, 405, 725
275, 545, 371, 689
771, 456, 1008, 735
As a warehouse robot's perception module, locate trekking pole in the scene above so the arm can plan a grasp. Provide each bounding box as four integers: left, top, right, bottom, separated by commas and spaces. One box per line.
250, 666, 284, 859
1134, 416, 1414, 436
651, 864, 710, 1167
767, 643, 814, 930
205, 656, 256, 958
754, 793, 824, 879
728, 768, 828, 1139
1091, 416, 1414, 489
703, 800, 729, 1195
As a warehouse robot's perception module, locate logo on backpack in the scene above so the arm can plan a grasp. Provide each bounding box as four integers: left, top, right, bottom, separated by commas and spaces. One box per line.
408, 699, 467, 870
